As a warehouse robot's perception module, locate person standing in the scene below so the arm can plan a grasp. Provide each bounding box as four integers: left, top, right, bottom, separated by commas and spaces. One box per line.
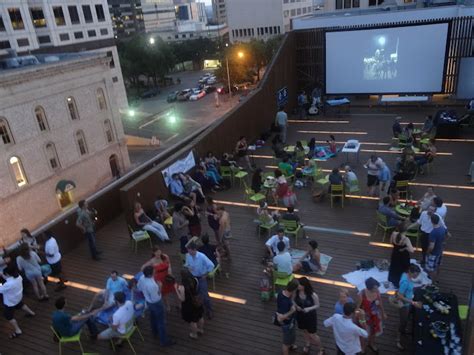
324, 302, 368, 355
387, 226, 414, 288
44, 231, 67, 291
294, 277, 323, 354
206, 197, 221, 244
175, 269, 205, 339
357, 278, 386, 353
364, 155, 383, 196
185, 242, 215, 319
16, 244, 49, 301
76, 200, 101, 260
275, 107, 289, 144
298, 91, 308, 119
276, 279, 299, 355
137, 266, 175, 347
425, 214, 447, 281
0, 266, 36, 339
217, 206, 231, 259
396, 265, 422, 351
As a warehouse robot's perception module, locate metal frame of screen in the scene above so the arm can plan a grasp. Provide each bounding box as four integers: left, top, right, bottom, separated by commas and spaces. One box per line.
323, 21, 452, 96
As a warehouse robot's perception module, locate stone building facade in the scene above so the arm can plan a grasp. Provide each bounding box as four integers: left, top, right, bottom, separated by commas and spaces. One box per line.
0, 53, 130, 246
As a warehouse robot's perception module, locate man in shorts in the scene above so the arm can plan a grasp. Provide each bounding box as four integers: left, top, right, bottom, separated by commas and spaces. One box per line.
44, 231, 67, 291
0, 266, 35, 339
98, 291, 134, 342
276, 279, 299, 355
425, 214, 447, 281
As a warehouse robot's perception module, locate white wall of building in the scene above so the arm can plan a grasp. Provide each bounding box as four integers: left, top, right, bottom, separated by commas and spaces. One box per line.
142, 0, 176, 32
0, 54, 130, 246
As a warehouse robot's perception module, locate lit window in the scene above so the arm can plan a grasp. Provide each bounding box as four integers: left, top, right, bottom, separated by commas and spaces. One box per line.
53, 6, 66, 26
34, 106, 49, 131
97, 88, 107, 111
8, 8, 24, 30
0, 118, 14, 145
45, 142, 60, 170
75, 130, 88, 155
30, 7, 47, 28
9, 156, 27, 187
104, 120, 114, 143
67, 96, 79, 120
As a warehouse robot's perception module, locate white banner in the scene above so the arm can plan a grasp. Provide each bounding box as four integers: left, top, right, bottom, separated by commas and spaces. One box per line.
161, 151, 196, 187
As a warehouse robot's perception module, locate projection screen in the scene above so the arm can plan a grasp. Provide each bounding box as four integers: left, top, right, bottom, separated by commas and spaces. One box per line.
325, 23, 449, 94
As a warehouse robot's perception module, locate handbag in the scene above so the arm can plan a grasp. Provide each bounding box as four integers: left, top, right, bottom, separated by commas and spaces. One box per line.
272, 313, 282, 326
41, 264, 52, 277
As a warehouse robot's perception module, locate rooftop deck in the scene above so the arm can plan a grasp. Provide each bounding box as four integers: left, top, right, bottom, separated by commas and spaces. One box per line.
2, 107, 473, 355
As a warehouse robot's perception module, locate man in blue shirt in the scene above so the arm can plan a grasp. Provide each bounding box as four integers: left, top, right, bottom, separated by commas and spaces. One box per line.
378, 197, 405, 227
105, 271, 128, 305
169, 173, 196, 202
52, 296, 100, 339
185, 242, 215, 319
425, 214, 447, 280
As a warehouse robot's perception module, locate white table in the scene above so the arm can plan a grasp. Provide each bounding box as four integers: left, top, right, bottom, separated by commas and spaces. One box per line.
342, 140, 361, 163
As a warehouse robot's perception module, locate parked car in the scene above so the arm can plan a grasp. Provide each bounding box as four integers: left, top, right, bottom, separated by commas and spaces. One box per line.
140, 87, 161, 99
167, 91, 179, 102
198, 73, 213, 83
189, 89, 206, 101
177, 89, 193, 101
204, 85, 216, 94
235, 82, 252, 90
206, 76, 217, 85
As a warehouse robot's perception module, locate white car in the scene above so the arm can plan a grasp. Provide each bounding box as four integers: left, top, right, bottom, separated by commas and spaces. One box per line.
206, 76, 217, 84
189, 89, 206, 101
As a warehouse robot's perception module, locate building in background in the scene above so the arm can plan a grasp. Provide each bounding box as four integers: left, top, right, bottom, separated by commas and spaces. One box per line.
0, 52, 130, 247
142, 0, 176, 33
312, 0, 469, 13
0, 0, 128, 110
212, 0, 227, 24
226, 0, 313, 43
108, 0, 145, 39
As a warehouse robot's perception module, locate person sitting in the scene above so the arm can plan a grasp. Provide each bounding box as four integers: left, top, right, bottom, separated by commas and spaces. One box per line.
272, 241, 293, 276
418, 187, 436, 211
192, 166, 218, 193
392, 117, 402, 138
169, 173, 197, 203
415, 139, 436, 174
403, 123, 416, 145
293, 240, 321, 273
278, 157, 294, 177
257, 202, 279, 225
251, 168, 263, 193
154, 196, 170, 223
294, 141, 306, 165
329, 168, 343, 191
133, 202, 170, 242
52, 296, 101, 340
389, 188, 400, 207
400, 155, 418, 180
378, 196, 405, 227
265, 228, 290, 257
180, 173, 205, 202
273, 169, 289, 205
327, 135, 337, 155
221, 153, 239, 169
422, 115, 434, 135
281, 206, 300, 223
343, 165, 358, 187
198, 234, 218, 266
98, 291, 135, 341
203, 152, 222, 183
105, 271, 128, 305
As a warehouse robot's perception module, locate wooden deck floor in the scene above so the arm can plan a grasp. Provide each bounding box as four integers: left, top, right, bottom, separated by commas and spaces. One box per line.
2, 108, 473, 355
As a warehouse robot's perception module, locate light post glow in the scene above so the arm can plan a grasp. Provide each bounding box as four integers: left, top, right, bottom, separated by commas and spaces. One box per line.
378, 36, 386, 46
149, 37, 155, 45
238, 51, 244, 59
128, 109, 135, 117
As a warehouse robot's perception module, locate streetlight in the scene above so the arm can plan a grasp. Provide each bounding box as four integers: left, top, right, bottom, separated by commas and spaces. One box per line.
224, 43, 245, 101
238, 51, 244, 59
149, 37, 155, 45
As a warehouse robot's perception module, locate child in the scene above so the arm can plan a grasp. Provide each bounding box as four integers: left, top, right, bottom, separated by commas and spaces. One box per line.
327, 135, 337, 155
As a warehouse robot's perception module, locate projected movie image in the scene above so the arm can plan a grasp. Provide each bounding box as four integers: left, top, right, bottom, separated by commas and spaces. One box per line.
363, 35, 399, 80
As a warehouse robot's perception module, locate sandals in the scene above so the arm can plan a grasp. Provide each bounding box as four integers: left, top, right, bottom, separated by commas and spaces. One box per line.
9, 332, 21, 339
189, 333, 198, 339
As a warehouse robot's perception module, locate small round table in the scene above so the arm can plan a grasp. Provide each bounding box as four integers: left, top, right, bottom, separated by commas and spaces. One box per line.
395, 203, 413, 217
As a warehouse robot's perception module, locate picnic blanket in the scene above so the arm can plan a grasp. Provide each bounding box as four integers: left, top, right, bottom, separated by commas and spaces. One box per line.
311, 146, 342, 161
290, 249, 333, 275
342, 260, 431, 294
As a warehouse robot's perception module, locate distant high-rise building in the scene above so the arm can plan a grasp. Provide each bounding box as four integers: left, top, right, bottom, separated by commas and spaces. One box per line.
142, 0, 176, 33
0, 0, 128, 109
108, 0, 145, 39
212, 0, 227, 25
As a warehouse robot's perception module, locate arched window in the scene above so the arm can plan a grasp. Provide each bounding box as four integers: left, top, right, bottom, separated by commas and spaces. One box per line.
75, 130, 88, 155
45, 142, 60, 170
66, 96, 79, 120
97, 88, 107, 111
34, 106, 49, 131
109, 154, 120, 178
104, 119, 114, 143
9, 156, 27, 187
0, 117, 14, 145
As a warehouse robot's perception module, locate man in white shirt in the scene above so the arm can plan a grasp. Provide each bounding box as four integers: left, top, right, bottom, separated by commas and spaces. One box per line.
98, 291, 134, 340
324, 302, 368, 355
44, 231, 67, 291
137, 266, 174, 347
432, 197, 447, 220
275, 107, 288, 144
265, 228, 290, 257
0, 266, 35, 338
272, 241, 293, 276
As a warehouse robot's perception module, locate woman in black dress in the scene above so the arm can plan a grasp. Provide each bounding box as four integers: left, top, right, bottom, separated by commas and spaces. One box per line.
175, 269, 204, 339
388, 226, 415, 288
294, 277, 323, 354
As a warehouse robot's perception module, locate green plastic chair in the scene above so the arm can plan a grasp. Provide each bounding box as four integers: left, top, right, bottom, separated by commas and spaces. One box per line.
330, 184, 344, 208
273, 271, 294, 292
208, 264, 221, 290
110, 321, 144, 355
459, 305, 468, 321
280, 219, 301, 246
374, 212, 395, 242
243, 181, 266, 204
219, 166, 234, 185
405, 228, 420, 248
234, 170, 248, 187
128, 225, 152, 253
258, 215, 278, 238
398, 134, 410, 148
51, 327, 84, 355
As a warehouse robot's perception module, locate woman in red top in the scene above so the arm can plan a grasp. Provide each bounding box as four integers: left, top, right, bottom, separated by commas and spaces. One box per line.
357, 277, 386, 353
141, 246, 175, 311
